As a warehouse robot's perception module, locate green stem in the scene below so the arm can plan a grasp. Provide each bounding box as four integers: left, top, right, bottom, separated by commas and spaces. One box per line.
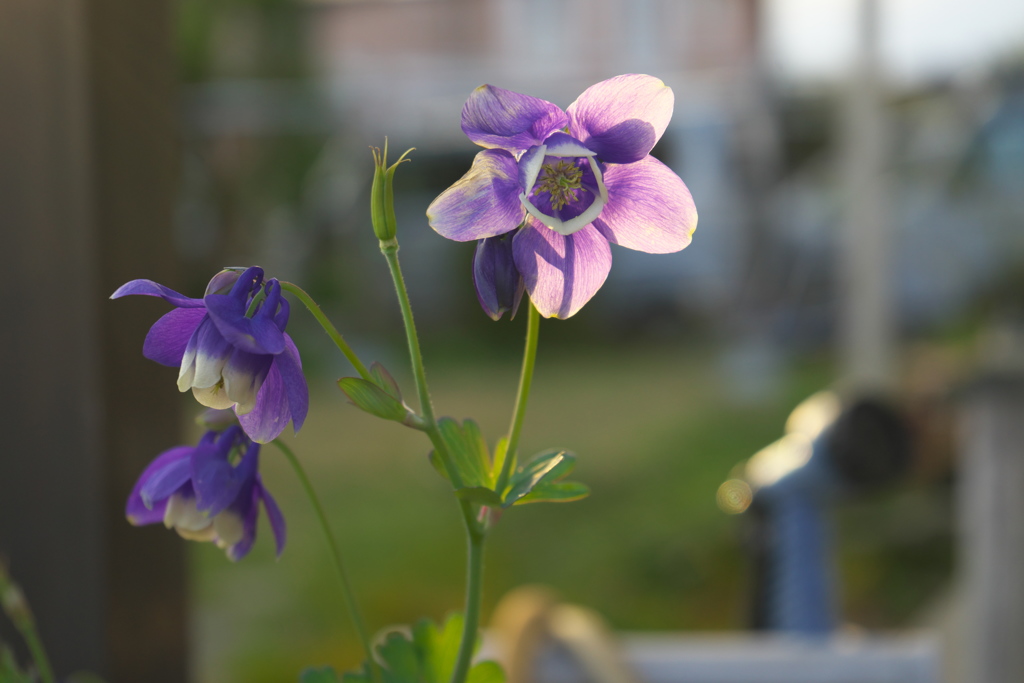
272, 440, 380, 683
378, 238, 486, 682
379, 241, 465, 488
0, 563, 55, 683
449, 529, 485, 683
495, 302, 541, 494
279, 281, 373, 382
379, 242, 434, 424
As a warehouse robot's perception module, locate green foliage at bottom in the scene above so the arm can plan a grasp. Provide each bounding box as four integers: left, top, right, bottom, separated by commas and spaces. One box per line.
338, 614, 504, 683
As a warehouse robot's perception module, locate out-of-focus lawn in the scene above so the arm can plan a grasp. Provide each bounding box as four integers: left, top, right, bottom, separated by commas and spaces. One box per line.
188, 343, 948, 682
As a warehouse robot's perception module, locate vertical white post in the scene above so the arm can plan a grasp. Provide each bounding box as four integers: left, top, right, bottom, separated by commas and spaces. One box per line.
839, 0, 896, 391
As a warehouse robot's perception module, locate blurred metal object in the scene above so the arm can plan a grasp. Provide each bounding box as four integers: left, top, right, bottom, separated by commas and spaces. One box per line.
958, 325, 1024, 683
489, 587, 939, 683
720, 391, 911, 633
490, 586, 640, 683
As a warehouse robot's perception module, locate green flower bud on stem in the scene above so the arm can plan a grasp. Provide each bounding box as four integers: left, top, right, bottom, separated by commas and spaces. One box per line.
370, 139, 414, 244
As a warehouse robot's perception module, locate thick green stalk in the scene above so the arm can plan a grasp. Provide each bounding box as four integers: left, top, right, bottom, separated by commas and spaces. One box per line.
0, 563, 55, 683
272, 440, 380, 683
495, 302, 541, 494
449, 530, 485, 683
279, 281, 372, 382
379, 240, 466, 488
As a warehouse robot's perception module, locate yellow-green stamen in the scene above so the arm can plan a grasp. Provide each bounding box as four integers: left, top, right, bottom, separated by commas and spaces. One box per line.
536, 160, 584, 210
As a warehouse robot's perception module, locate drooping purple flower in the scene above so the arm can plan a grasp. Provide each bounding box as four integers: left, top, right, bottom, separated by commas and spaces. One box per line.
427, 74, 698, 319
126, 426, 286, 561
111, 266, 309, 443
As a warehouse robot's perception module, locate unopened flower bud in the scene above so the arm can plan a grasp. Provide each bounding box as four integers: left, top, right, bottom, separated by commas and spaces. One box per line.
371, 140, 414, 243
473, 231, 524, 320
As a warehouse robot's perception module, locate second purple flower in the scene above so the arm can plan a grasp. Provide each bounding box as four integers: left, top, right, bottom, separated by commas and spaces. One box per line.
111, 266, 309, 443
427, 74, 698, 319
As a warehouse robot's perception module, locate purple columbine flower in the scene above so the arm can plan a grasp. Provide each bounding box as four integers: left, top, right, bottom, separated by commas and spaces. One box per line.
427, 74, 698, 319
111, 266, 308, 444
125, 426, 286, 561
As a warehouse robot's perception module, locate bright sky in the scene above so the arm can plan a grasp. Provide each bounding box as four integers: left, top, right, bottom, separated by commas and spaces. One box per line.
767, 0, 1024, 83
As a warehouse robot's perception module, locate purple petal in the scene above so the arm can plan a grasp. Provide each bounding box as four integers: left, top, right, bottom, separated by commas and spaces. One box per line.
235, 339, 306, 444
191, 429, 250, 517
205, 294, 286, 356
188, 318, 234, 391
258, 478, 287, 558
204, 269, 243, 296
126, 446, 193, 524
592, 155, 697, 254
143, 308, 208, 367
512, 220, 613, 319
473, 233, 524, 321
461, 84, 568, 152
427, 149, 525, 242
540, 132, 596, 158
276, 335, 308, 434
139, 452, 194, 509
110, 279, 205, 308
222, 348, 274, 415
227, 486, 261, 561
567, 74, 673, 164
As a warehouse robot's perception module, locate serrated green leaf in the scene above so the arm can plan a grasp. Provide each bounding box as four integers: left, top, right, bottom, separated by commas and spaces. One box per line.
339, 663, 371, 683
344, 615, 504, 683
455, 486, 503, 507
338, 377, 409, 423
376, 630, 419, 682
369, 362, 403, 402
491, 437, 511, 483
436, 418, 490, 489
503, 450, 575, 507
467, 661, 506, 683
413, 614, 464, 683
300, 666, 341, 683
515, 480, 590, 505
427, 450, 450, 482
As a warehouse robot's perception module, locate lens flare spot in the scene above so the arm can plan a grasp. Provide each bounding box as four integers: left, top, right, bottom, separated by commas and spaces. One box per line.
717, 478, 753, 514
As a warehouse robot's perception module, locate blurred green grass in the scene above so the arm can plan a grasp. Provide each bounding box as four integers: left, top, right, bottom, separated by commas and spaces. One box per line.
188, 343, 949, 683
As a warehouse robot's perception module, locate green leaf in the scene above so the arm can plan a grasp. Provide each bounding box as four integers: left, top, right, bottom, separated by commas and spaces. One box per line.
338, 377, 408, 423
490, 437, 511, 483
427, 450, 450, 482
412, 613, 464, 683
342, 614, 505, 683
515, 480, 590, 505
339, 663, 371, 683
503, 450, 575, 507
0, 645, 32, 683
436, 418, 491, 489
455, 487, 504, 507
369, 362, 403, 402
467, 661, 506, 683
300, 666, 341, 683
376, 630, 419, 682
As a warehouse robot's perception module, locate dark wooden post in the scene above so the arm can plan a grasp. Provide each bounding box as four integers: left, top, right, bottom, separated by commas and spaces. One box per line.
0, 0, 187, 680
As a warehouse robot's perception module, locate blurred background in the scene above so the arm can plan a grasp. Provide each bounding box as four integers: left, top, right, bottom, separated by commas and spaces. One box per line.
4, 0, 1024, 681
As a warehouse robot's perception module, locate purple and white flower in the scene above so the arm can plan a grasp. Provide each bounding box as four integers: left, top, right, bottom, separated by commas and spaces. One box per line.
126, 426, 286, 561
427, 74, 697, 319
111, 266, 308, 444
